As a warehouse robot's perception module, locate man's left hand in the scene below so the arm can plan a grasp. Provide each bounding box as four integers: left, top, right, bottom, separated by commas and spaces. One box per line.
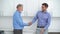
40, 28, 45, 34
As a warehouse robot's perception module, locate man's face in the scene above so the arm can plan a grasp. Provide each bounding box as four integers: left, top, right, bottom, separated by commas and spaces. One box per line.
17, 6, 23, 12
41, 5, 47, 11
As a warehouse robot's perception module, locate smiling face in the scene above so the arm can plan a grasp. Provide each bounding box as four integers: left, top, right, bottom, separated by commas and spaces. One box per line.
42, 5, 47, 11
17, 6, 23, 12
41, 3, 48, 11
17, 4, 23, 12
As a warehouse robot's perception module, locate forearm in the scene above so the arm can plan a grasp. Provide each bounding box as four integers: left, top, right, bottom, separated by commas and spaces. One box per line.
32, 16, 37, 23
44, 25, 49, 30
44, 23, 50, 30
23, 22, 29, 26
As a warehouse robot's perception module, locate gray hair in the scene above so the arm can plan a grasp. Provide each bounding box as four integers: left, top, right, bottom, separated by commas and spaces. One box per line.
16, 4, 23, 8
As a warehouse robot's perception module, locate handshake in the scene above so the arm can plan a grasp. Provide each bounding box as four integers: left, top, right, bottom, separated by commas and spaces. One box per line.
28, 22, 32, 26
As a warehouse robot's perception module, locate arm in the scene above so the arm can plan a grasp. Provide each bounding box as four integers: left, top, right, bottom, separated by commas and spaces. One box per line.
44, 14, 51, 30
32, 12, 38, 24
23, 22, 29, 26
16, 13, 29, 26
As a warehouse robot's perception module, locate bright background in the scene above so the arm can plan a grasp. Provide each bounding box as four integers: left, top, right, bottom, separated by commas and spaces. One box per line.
0, 0, 60, 17
0, 0, 60, 34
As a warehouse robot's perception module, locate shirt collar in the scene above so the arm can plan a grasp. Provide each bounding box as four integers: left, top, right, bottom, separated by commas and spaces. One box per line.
41, 10, 47, 13
16, 10, 21, 13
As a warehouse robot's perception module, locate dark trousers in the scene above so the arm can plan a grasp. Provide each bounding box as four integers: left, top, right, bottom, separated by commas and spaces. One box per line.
13, 29, 22, 34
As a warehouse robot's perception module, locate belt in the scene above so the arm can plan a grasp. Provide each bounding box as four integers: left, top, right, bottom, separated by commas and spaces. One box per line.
14, 29, 22, 31
37, 26, 45, 28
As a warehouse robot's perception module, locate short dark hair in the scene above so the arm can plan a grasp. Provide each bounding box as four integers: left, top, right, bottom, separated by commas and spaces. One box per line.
42, 3, 48, 8
16, 4, 23, 8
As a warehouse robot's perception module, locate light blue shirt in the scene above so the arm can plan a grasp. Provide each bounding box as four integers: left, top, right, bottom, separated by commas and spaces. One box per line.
13, 10, 28, 30
32, 11, 51, 30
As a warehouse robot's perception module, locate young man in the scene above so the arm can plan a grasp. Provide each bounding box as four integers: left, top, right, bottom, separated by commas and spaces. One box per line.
29, 3, 51, 34
13, 4, 31, 34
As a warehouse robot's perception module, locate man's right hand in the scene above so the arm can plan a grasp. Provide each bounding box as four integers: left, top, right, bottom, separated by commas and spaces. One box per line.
28, 22, 32, 26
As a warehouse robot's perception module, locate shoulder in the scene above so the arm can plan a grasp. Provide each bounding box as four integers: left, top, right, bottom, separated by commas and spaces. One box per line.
37, 10, 41, 14
46, 11, 50, 15
15, 11, 20, 15
13, 11, 20, 16
46, 12, 51, 17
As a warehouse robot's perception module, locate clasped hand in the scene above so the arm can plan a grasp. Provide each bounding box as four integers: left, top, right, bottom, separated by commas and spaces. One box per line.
28, 22, 32, 26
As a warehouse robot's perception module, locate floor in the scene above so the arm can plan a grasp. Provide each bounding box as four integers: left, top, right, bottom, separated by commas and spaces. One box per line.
48, 32, 60, 34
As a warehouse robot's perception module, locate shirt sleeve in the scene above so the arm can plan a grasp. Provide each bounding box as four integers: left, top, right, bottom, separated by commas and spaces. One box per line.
32, 12, 38, 23
16, 13, 29, 26
23, 22, 29, 26
44, 14, 51, 30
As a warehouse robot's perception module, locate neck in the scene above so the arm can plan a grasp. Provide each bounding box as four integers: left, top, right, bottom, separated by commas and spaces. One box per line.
42, 10, 46, 12
42, 10, 47, 13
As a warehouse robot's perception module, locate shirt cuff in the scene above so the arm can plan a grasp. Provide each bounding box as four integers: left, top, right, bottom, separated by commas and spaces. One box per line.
44, 26, 48, 30
23, 23, 29, 26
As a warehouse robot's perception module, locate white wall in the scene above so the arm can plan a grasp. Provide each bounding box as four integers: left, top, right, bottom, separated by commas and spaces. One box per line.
0, 0, 38, 16
0, 0, 60, 33
0, 0, 60, 17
